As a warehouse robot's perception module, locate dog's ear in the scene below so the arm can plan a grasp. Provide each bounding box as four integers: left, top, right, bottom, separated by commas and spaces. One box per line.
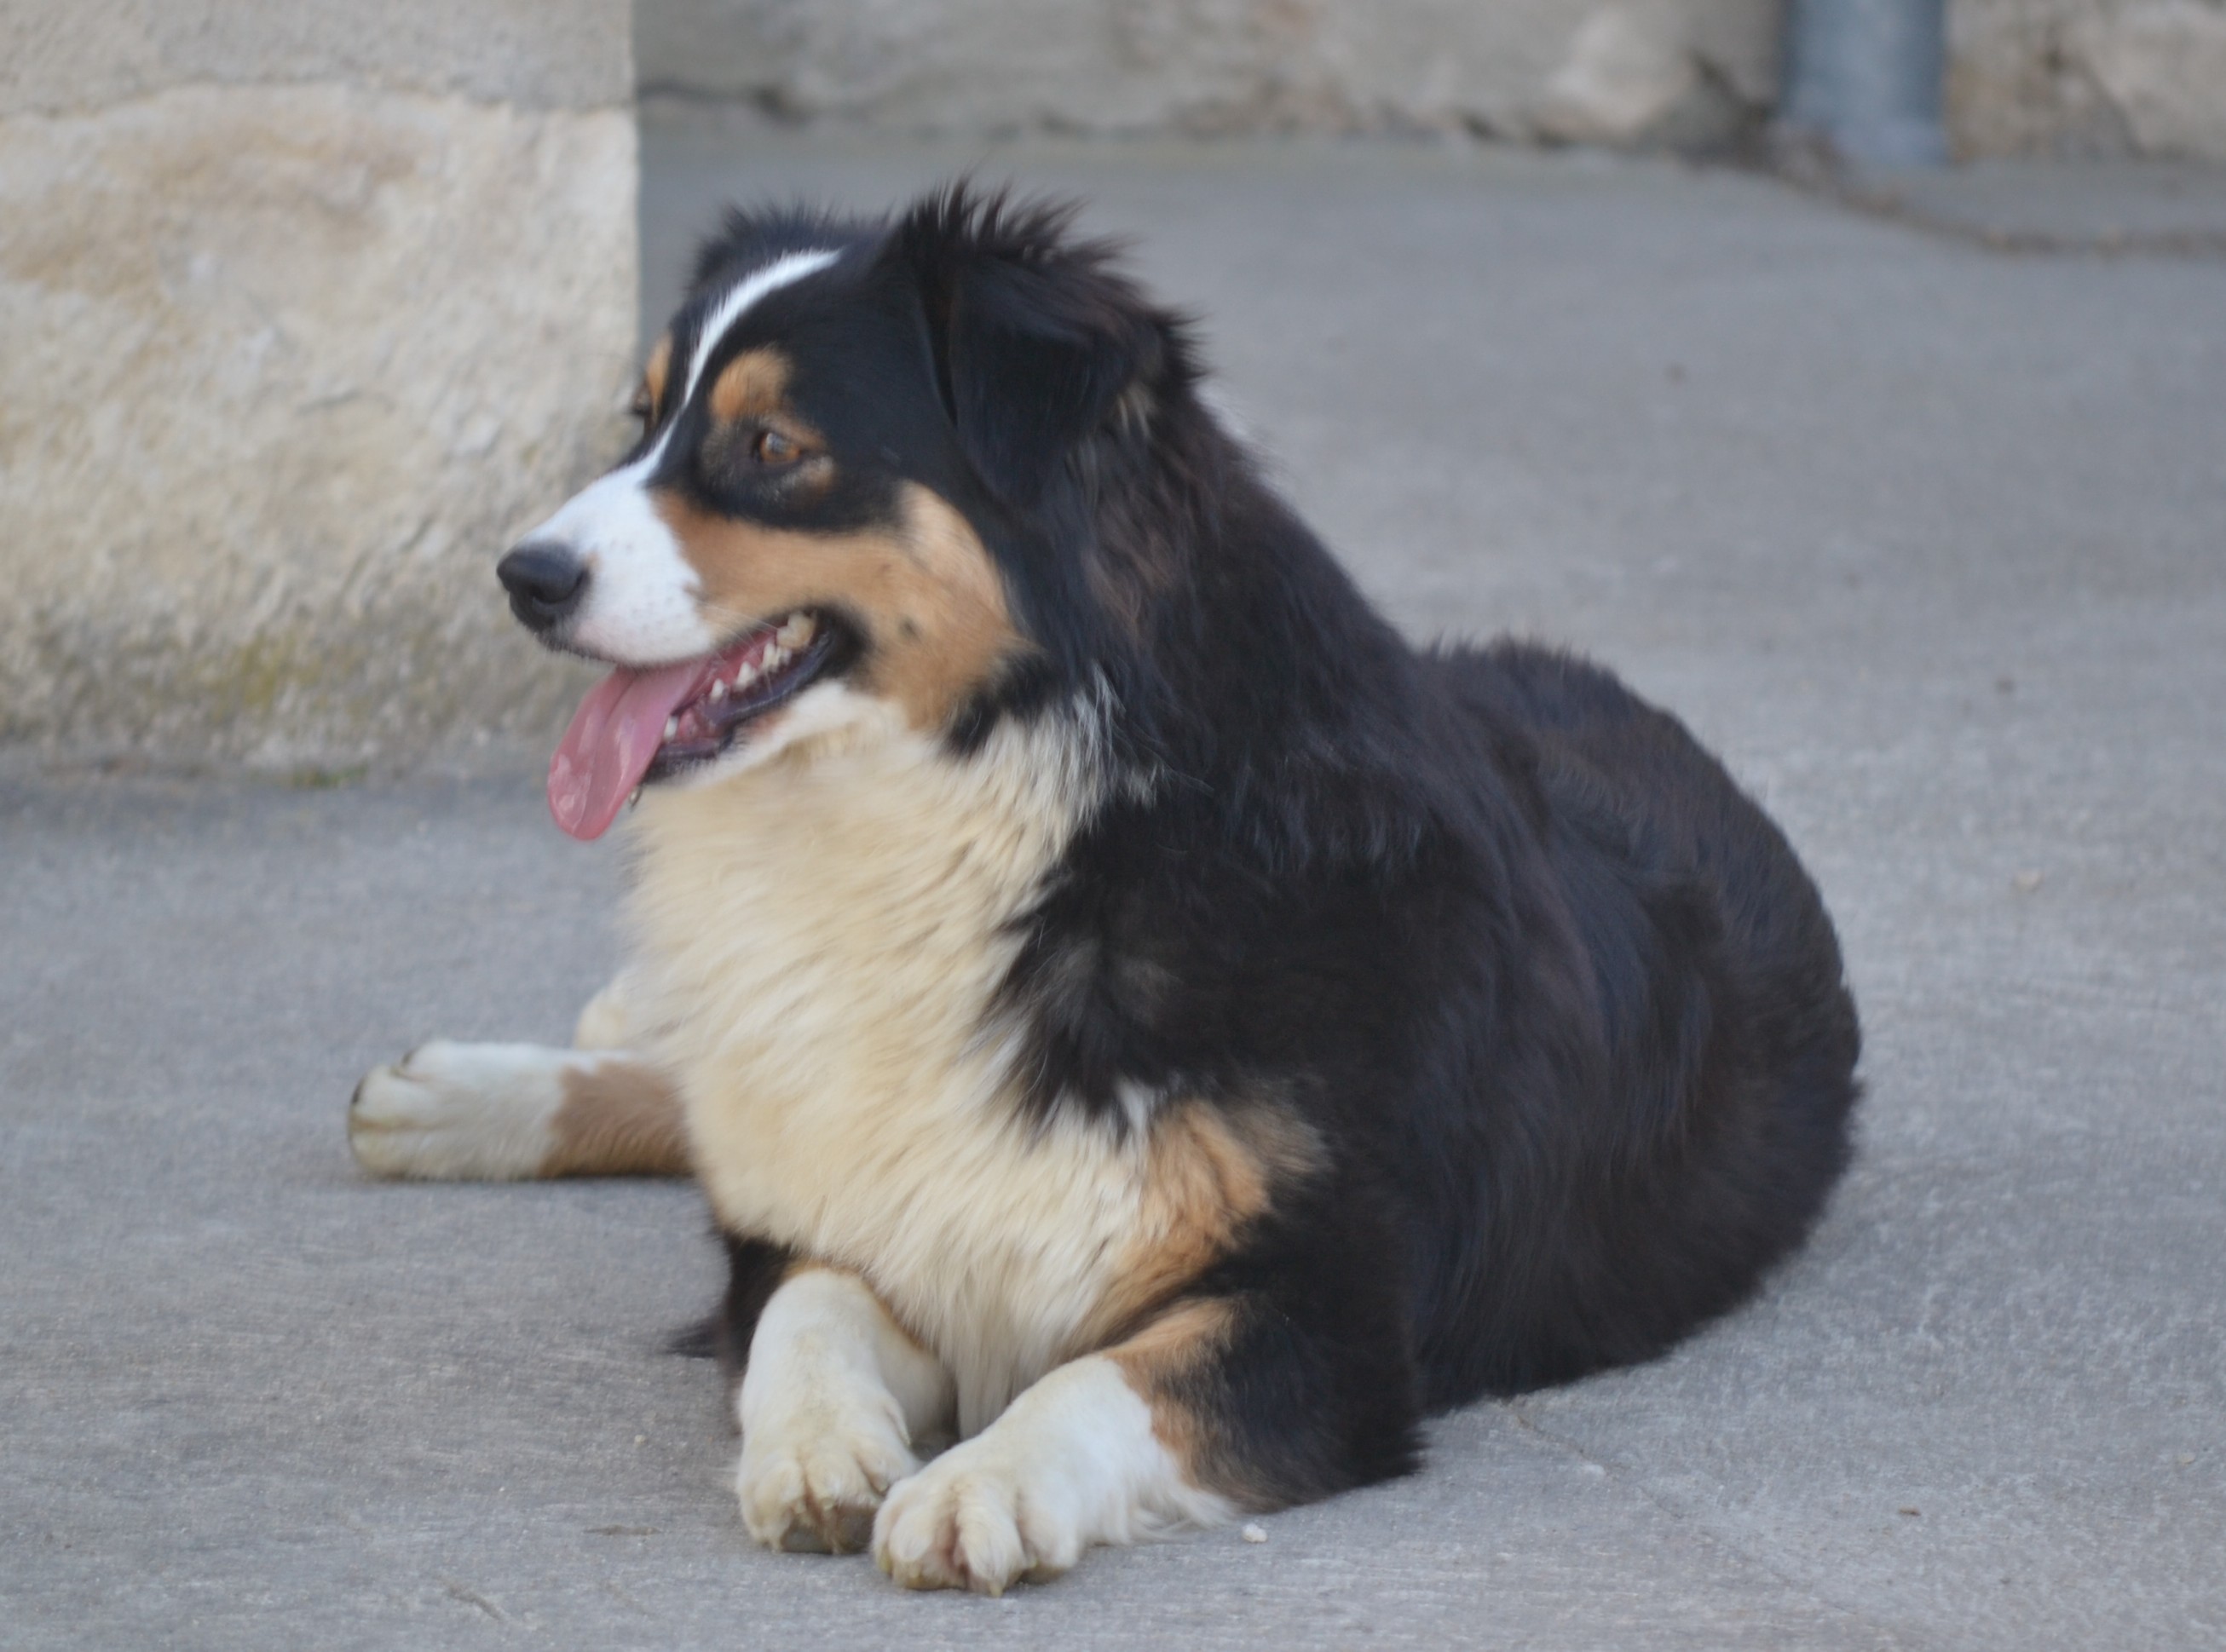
897, 188, 1162, 513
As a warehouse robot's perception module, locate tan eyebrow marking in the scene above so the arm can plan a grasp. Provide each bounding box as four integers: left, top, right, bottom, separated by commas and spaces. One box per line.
709, 348, 790, 426
637, 333, 673, 419
683, 249, 841, 402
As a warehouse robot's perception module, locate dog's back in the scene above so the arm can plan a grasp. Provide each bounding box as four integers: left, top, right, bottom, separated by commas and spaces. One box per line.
1412, 641, 1860, 1399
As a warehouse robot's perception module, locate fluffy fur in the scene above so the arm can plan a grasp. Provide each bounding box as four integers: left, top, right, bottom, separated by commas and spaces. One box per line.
352, 187, 1860, 1593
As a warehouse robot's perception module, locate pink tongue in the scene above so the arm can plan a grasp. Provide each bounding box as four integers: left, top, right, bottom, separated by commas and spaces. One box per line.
547, 659, 706, 841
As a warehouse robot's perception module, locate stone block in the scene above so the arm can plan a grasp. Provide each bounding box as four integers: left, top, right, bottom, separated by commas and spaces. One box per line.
0, 2, 638, 768
2071, 0, 2226, 158
1948, 0, 2226, 158
0, 0, 634, 115
634, 0, 1778, 146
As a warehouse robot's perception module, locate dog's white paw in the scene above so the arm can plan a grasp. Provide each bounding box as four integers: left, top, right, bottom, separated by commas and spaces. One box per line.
869, 1356, 1232, 1593
873, 1429, 1092, 1594
738, 1379, 920, 1555
348, 1040, 567, 1179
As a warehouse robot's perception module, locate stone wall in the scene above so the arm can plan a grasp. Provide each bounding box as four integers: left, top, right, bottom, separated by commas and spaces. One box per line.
1950, 0, 2226, 158
635, 0, 1784, 149
633, 0, 2226, 160
0, 1, 637, 770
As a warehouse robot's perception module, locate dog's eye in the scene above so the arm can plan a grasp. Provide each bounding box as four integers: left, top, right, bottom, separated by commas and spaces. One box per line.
627, 384, 655, 433
752, 427, 804, 466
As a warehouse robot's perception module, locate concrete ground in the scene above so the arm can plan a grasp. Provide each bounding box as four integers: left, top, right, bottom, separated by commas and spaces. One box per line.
6, 125, 2225, 1649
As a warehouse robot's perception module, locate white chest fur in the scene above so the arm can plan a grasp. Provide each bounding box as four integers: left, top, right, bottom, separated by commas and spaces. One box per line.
626, 705, 1138, 1434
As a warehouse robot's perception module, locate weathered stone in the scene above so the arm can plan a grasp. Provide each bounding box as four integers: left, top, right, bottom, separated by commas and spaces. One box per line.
637, 0, 2222, 160
1533, 4, 1753, 146
633, 0, 1777, 144
1946, 0, 2131, 160
0, 0, 634, 116
1946, 0, 2226, 158
0, 83, 635, 766
2071, 0, 2226, 157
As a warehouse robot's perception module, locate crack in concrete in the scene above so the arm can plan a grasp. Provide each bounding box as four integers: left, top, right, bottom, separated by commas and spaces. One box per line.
440, 1576, 508, 1623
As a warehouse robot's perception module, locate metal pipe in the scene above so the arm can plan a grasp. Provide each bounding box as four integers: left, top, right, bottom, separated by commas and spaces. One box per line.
1782, 0, 1948, 166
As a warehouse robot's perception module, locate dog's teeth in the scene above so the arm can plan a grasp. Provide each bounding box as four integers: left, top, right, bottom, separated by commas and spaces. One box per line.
776, 613, 815, 648
663, 717, 678, 740
628, 787, 641, 808
764, 646, 787, 671
709, 680, 727, 702
735, 662, 757, 687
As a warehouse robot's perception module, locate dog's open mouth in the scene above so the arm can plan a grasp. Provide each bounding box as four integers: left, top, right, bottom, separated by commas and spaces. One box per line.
546, 612, 846, 841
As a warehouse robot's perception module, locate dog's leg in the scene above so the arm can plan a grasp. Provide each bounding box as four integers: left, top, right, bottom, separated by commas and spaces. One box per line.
349, 1041, 687, 1179
735, 1266, 956, 1555
570, 964, 650, 1051
872, 1288, 1418, 1594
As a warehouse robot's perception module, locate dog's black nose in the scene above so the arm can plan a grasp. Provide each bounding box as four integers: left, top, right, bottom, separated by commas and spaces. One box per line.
497, 544, 588, 632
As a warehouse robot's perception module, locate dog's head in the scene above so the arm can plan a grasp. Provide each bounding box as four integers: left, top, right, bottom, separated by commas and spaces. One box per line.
503, 187, 1193, 840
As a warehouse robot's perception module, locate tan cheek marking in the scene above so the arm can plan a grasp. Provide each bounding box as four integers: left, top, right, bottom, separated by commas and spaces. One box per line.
865, 488, 1025, 728
641, 333, 672, 417
654, 482, 1024, 731
1106, 1298, 1243, 1495
541, 1058, 691, 1177
1077, 1102, 1323, 1354
708, 348, 790, 425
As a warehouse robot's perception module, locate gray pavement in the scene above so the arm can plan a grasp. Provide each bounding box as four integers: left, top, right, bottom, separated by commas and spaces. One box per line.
5, 127, 2225, 1649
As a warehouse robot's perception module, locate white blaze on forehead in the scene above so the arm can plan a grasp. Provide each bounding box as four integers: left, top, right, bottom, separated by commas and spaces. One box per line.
682, 247, 843, 405
517, 246, 841, 666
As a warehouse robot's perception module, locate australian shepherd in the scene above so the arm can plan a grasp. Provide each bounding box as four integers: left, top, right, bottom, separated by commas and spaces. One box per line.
350, 187, 1860, 1594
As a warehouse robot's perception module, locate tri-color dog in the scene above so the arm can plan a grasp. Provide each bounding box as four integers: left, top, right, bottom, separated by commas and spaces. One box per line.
350, 187, 1860, 1594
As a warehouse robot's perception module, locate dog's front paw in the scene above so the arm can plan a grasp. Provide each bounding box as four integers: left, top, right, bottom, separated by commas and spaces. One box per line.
872, 1433, 1087, 1594
348, 1041, 564, 1179
738, 1388, 920, 1556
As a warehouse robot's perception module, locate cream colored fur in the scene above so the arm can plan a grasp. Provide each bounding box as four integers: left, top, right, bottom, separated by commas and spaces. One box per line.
571, 965, 649, 1051
627, 691, 1171, 1435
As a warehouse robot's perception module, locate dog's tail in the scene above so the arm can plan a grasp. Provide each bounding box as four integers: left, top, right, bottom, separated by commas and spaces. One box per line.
664, 1316, 719, 1359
